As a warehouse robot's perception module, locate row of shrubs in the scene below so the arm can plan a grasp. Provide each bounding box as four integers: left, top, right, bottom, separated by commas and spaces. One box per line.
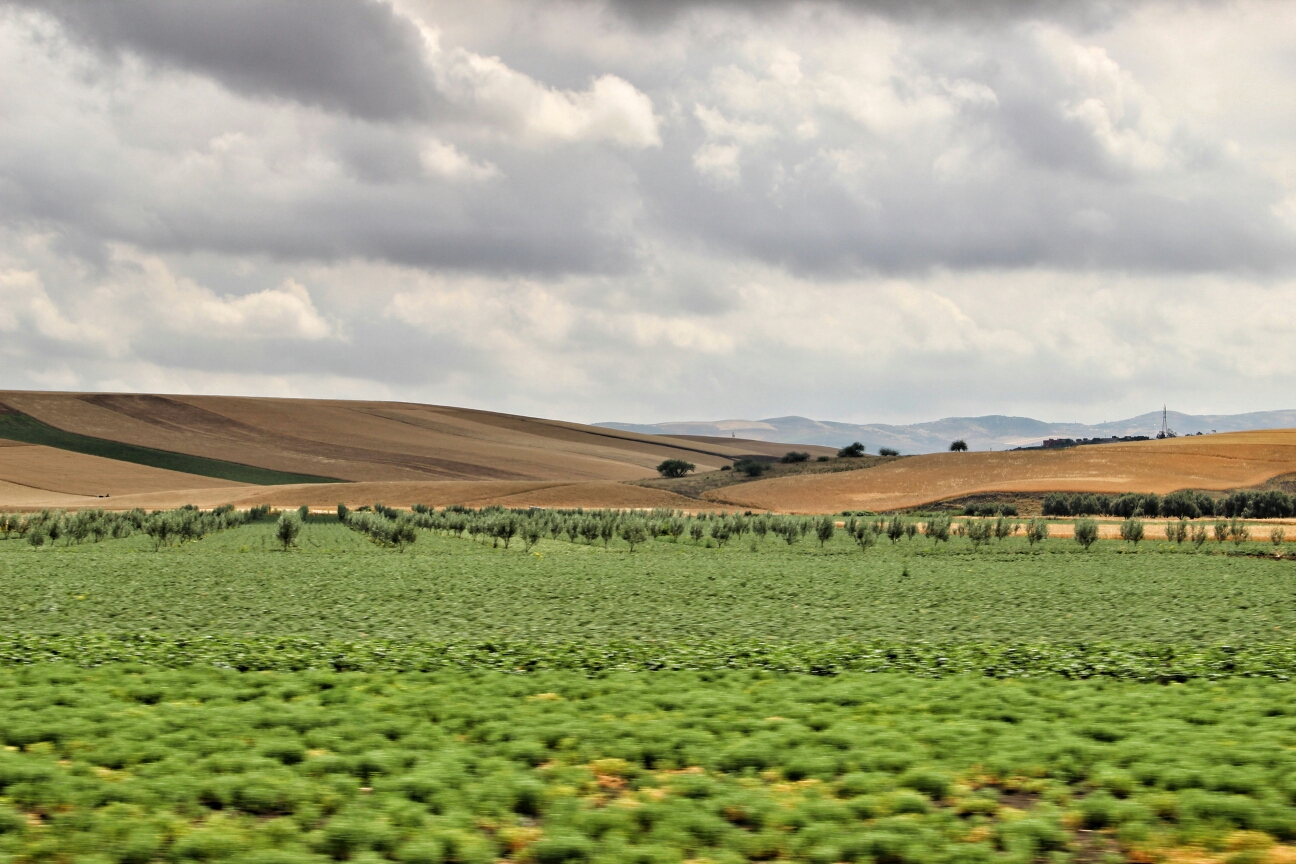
0, 504, 262, 550
1042, 489, 1294, 519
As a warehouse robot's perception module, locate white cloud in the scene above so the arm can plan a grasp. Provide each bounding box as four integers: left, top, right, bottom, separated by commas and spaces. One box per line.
0, 0, 1294, 427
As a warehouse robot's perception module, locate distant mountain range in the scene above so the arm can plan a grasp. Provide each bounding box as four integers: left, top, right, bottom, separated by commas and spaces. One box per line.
598, 410, 1296, 455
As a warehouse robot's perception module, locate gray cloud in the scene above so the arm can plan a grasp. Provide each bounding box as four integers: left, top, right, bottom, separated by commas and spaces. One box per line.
10, 0, 442, 120
0, 0, 1294, 425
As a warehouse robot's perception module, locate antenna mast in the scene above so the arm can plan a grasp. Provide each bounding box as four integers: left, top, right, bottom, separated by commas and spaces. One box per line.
1159, 406, 1176, 439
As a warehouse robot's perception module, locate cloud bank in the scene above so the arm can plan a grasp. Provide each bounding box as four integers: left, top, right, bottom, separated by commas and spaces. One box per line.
0, 0, 1294, 423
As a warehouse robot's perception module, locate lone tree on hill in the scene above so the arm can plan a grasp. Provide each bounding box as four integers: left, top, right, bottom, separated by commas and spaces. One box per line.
838, 442, 866, 458
656, 459, 695, 478
949, 439, 968, 452
879, 447, 899, 457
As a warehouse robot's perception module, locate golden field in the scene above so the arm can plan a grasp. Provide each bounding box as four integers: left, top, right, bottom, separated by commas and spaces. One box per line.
705, 430, 1296, 513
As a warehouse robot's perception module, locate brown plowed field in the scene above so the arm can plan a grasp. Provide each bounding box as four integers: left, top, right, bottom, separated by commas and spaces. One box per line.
706, 430, 1296, 513
664, 436, 838, 460
0, 391, 772, 484
0, 480, 702, 513
0, 444, 246, 500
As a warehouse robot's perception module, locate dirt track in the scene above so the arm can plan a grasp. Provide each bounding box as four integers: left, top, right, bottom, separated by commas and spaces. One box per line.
705, 430, 1296, 513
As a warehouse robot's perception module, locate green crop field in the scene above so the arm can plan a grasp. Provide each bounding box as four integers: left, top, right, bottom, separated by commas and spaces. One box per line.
0, 518, 1292, 645
5, 665, 1296, 864
4, 508, 1296, 864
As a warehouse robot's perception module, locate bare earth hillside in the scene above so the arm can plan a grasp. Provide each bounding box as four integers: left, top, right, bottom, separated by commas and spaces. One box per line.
0, 443, 246, 507
0, 391, 771, 482
705, 430, 1296, 513
3, 392, 1295, 513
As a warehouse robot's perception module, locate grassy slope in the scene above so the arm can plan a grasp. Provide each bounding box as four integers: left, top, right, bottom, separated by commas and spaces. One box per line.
1, 520, 1291, 643
0, 410, 342, 485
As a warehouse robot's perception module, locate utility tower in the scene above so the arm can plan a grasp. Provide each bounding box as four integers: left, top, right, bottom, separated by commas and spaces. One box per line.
1159, 406, 1176, 439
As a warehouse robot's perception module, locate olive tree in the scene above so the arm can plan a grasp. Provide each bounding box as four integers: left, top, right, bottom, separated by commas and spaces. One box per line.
620, 519, 649, 552
276, 513, 301, 551
815, 516, 835, 547
1119, 518, 1145, 547
1074, 519, 1099, 550
949, 440, 968, 452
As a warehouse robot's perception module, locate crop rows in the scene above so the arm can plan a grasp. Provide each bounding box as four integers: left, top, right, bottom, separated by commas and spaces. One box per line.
5, 666, 1296, 864
2, 519, 1294, 644
1, 634, 1296, 681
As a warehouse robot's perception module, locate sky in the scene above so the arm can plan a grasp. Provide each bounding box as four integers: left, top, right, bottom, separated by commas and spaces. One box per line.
1, 0, 1295, 426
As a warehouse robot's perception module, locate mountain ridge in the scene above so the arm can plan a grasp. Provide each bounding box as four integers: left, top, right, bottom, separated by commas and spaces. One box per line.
597, 410, 1296, 454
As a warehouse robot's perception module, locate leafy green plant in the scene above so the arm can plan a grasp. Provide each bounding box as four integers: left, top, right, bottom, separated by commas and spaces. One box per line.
276, 513, 301, 551
837, 442, 866, 458
1075, 519, 1099, 550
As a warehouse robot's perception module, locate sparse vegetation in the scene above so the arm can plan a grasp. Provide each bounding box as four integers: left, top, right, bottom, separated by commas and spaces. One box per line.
780, 451, 810, 463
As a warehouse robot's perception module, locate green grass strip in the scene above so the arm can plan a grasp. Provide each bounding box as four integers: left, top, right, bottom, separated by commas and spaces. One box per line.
0, 410, 342, 485
0, 635, 1292, 680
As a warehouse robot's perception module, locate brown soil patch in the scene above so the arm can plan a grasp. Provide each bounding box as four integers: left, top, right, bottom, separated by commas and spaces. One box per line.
704, 430, 1296, 513
0, 391, 775, 484
0, 479, 702, 513
0, 444, 245, 500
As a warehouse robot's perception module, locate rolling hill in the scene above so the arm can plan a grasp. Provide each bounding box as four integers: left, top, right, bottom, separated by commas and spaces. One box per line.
0, 391, 803, 510
601, 409, 1296, 453
703, 429, 1296, 513
2, 391, 1295, 513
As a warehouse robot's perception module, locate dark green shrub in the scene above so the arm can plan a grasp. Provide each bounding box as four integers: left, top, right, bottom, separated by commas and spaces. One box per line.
837, 442, 866, 458
949, 440, 968, 452
656, 459, 695, 479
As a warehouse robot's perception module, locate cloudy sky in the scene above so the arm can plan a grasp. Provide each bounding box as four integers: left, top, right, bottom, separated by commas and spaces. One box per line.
2, 0, 1295, 425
